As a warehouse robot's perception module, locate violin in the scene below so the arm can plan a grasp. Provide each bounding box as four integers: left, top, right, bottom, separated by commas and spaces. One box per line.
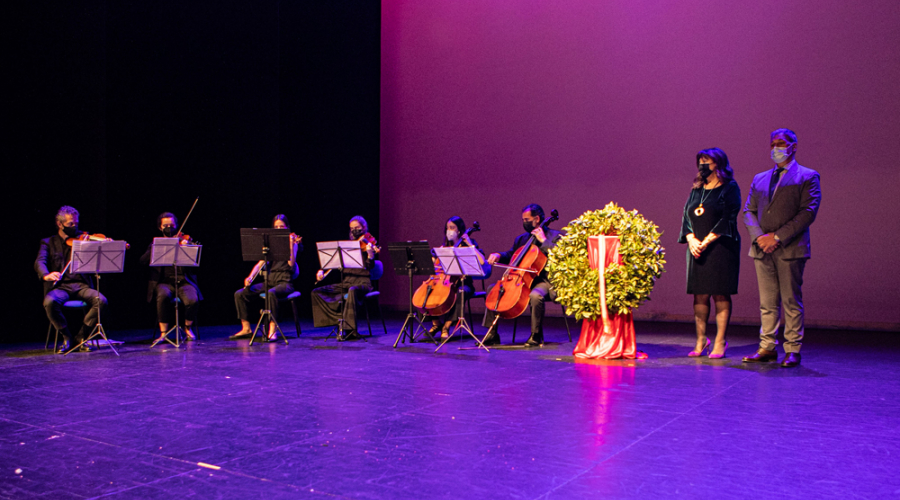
412, 222, 480, 316
175, 233, 200, 245
359, 232, 380, 254
485, 209, 558, 319
66, 232, 131, 249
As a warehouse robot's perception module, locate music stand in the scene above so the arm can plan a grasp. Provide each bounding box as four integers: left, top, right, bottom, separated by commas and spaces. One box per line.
240, 228, 292, 345
433, 246, 490, 352
149, 238, 202, 348
316, 241, 366, 341
388, 241, 435, 347
65, 239, 127, 356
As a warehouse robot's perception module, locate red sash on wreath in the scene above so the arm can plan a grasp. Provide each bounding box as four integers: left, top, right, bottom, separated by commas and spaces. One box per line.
573, 235, 643, 360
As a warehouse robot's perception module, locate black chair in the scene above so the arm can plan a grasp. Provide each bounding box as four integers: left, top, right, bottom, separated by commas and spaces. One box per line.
362, 260, 387, 337
45, 300, 91, 351
258, 290, 302, 338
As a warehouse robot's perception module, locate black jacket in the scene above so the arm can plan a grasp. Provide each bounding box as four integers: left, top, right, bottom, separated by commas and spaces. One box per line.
140, 242, 203, 303
35, 233, 93, 295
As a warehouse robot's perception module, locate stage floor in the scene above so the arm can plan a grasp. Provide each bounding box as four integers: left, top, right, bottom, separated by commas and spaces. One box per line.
1, 317, 898, 499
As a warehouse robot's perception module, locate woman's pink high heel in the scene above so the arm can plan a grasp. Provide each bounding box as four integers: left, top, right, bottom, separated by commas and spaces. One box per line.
709, 341, 728, 359
688, 339, 711, 357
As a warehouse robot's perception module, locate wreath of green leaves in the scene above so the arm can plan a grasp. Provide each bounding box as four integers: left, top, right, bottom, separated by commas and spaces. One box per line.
548, 203, 666, 320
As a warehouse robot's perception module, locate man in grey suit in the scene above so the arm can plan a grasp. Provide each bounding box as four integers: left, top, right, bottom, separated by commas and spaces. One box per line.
742, 128, 821, 367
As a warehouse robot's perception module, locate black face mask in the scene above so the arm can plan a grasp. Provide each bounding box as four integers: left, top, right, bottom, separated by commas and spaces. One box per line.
62, 226, 78, 238
698, 165, 712, 180
162, 227, 177, 237
523, 221, 536, 233
350, 229, 365, 239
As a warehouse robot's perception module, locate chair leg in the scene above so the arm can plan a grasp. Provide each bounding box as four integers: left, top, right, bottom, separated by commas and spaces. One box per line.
377, 300, 387, 335
512, 316, 518, 344
364, 299, 373, 337
290, 300, 301, 338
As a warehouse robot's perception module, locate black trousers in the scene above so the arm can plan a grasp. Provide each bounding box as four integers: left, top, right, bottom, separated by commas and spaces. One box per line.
482, 280, 556, 335
234, 283, 294, 322
43, 282, 107, 334
155, 282, 200, 324
311, 282, 371, 332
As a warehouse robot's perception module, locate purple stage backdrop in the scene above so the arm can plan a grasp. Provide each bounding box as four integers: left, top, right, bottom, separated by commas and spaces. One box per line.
380, 0, 900, 330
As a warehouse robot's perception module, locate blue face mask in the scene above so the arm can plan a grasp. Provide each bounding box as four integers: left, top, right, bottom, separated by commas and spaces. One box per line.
771, 146, 791, 164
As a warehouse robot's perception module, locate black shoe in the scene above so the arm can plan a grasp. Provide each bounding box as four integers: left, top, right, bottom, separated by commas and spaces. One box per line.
482, 329, 500, 346
781, 352, 801, 368
77, 343, 96, 353
56, 338, 71, 354
742, 348, 778, 363
524, 333, 543, 347
228, 331, 252, 340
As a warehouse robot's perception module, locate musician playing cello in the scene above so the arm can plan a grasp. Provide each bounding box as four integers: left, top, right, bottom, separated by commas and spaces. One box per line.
231, 214, 302, 340
483, 204, 562, 346
34, 206, 106, 353
140, 212, 202, 344
424, 216, 483, 340
311, 216, 378, 340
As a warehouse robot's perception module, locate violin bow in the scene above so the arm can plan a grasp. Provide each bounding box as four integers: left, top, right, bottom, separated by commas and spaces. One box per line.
176, 196, 200, 239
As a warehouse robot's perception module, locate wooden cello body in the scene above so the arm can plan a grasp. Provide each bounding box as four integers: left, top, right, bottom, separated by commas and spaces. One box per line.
412, 222, 480, 316
485, 210, 558, 320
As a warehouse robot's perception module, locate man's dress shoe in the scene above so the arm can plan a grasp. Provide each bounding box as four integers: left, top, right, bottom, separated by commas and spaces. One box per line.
781, 352, 801, 368
742, 349, 778, 363
482, 330, 500, 346
524, 333, 543, 347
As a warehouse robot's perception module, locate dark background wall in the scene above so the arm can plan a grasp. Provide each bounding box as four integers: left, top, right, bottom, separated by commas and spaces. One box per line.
8, 1, 380, 342
379, 0, 900, 331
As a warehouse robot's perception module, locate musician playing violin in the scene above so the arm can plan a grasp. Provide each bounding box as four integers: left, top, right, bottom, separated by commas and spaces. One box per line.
483, 204, 563, 346
231, 214, 302, 340
311, 216, 378, 340
140, 212, 202, 343
426, 216, 483, 339
34, 206, 106, 353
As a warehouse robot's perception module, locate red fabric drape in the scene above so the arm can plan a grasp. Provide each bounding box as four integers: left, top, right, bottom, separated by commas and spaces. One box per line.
573, 236, 644, 360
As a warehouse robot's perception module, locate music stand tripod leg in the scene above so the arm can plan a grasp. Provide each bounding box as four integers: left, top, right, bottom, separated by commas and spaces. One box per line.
65, 274, 119, 356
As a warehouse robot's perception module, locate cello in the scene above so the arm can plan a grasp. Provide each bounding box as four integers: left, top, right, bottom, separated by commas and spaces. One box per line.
412, 222, 481, 316
485, 209, 558, 319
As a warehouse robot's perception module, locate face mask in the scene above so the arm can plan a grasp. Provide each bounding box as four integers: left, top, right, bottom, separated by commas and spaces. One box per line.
162, 227, 176, 237
771, 146, 791, 164
62, 226, 78, 237
350, 229, 365, 239
446, 230, 459, 242
523, 221, 536, 233
698, 164, 712, 180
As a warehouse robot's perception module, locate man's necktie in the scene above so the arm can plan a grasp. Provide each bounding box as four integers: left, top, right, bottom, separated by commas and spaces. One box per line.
768, 167, 785, 199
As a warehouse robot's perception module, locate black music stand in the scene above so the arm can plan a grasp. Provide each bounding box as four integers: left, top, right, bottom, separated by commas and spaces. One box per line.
149, 237, 202, 348
388, 241, 435, 347
432, 246, 490, 352
65, 239, 127, 356
240, 228, 292, 345
317, 241, 366, 341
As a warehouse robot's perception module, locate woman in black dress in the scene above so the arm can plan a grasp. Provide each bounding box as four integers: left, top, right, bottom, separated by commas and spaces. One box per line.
678, 148, 741, 358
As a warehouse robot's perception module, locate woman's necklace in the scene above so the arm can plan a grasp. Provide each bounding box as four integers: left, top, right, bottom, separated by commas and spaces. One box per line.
693, 180, 720, 216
